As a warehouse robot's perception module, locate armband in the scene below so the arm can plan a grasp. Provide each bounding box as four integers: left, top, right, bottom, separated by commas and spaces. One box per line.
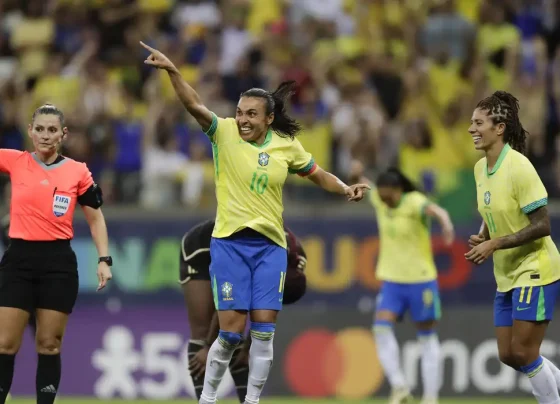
77, 183, 104, 209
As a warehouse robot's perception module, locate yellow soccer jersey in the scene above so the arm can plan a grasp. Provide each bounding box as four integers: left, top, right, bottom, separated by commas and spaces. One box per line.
206, 113, 316, 248
369, 189, 438, 283
475, 144, 560, 292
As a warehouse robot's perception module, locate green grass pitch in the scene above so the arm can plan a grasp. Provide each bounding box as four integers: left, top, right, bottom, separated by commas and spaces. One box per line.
7, 398, 537, 404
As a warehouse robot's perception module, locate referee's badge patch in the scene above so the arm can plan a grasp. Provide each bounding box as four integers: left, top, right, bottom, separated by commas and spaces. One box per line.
484, 191, 491, 205
53, 194, 71, 217
221, 282, 233, 301
258, 152, 269, 167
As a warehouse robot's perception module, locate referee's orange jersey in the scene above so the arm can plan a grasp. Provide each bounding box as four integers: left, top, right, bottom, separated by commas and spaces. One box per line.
0, 149, 94, 240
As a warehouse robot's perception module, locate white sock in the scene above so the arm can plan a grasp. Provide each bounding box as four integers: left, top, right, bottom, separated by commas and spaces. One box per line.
200, 333, 241, 404
418, 331, 441, 400
245, 324, 275, 404
521, 356, 560, 404
543, 357, 560, 390
373, 322, 406, 389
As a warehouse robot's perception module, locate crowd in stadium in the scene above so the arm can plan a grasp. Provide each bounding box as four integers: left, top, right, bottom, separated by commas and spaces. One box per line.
1, 0, 560, 207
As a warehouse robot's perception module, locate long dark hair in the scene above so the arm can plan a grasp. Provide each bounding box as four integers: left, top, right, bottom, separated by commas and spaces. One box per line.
241, 81, 302, 139
376, 168, 417, 193
476, 91, 528, 154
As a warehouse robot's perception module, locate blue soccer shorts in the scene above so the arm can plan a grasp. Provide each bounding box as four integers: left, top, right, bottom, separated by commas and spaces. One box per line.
376, 280, 441, 323
210, 234, 287, 311
494, 280, 560, 327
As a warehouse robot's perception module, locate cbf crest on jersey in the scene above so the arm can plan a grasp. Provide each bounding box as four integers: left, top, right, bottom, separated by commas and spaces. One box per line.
221, 282, 233, 301
258, 152, 269, 167
484, 191, 491, 205
53, 193, 71, 217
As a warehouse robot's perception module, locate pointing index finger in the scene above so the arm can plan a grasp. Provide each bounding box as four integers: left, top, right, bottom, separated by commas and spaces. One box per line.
140, 41, 157, 53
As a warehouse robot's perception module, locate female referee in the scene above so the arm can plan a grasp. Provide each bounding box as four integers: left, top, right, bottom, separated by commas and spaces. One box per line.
351, 163, 454, 404
180, 219, 307, 402
0, 104, 112, 404
140, 41, 369, 404
466, 91, 560, 403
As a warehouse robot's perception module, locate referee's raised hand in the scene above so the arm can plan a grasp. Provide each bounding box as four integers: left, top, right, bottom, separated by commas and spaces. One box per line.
97, 261, 113, 291
140, 41, 177, 72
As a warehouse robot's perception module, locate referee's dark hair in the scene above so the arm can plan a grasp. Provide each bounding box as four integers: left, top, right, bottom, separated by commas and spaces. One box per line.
32, 103, 65, 127
241, 81, 302, 139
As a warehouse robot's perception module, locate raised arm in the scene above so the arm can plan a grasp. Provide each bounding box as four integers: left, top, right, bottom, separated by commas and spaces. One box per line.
140, 41, 213, 131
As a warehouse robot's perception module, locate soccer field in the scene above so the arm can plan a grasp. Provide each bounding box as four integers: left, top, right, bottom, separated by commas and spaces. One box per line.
7, 398, 537, 404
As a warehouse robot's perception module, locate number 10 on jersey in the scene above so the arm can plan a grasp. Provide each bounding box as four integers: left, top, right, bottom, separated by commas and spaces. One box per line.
250, 172, 269, 194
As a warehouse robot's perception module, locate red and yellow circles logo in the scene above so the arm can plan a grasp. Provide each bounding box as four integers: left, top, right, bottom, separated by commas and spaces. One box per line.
284, 327, 384, 399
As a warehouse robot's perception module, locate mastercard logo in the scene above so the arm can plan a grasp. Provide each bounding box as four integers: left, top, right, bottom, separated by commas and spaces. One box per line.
283, 327, 384, 399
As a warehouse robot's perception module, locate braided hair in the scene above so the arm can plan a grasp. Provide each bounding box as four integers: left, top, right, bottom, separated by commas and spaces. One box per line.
476, 91, 528, 155
241, 81, 302, 139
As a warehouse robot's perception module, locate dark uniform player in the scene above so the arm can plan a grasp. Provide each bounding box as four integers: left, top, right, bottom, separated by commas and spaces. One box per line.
179, 219, 307, 402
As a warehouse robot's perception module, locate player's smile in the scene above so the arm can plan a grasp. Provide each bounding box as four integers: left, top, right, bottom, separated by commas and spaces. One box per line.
236, 96, 273, 144
238, 125, 254, 140
469, 108, 498, 151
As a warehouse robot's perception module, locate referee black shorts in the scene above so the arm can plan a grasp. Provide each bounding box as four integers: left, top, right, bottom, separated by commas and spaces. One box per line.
0, 239, 79, 314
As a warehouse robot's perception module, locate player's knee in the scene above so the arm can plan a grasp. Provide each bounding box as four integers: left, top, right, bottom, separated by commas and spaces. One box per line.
510, 345, 539, 367
417, 328, 438, 340
498, 351, 519, 369
375, 310, 398, 323
373, 319, 394, 336
36, 334, 62, 355
0, 337, 21, 355
217, 330, 243, 351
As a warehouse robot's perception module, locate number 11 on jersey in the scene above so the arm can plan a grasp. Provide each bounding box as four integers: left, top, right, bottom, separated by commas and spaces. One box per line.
485, 212, 497, 233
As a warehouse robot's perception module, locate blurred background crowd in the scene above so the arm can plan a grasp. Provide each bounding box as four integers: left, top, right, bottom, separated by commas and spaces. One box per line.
1, 0, 559, 214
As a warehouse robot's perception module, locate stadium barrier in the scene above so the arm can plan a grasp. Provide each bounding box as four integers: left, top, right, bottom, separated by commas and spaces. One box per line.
10, 305, 552, 399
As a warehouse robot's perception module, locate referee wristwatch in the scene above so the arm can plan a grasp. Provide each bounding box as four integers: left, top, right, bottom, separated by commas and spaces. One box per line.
98, 256, 113, 266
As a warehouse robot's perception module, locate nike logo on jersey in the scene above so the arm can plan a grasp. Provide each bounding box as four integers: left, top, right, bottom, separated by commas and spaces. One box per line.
516, 306, 530, 311
40, 179, 49, 185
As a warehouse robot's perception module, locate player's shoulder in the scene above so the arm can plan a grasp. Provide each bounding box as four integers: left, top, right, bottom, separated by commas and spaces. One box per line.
406, 190, 429, 204
506, 148, 533, 166
216, 116, 237, 132
474, 157, 486, 172
273, 133, 300, 147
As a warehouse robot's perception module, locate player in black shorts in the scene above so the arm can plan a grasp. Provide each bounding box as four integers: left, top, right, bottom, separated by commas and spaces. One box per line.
180, 219, 307, 402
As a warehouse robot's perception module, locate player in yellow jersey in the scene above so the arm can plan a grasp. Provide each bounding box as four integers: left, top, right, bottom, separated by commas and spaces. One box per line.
466, 91, 560, 404
140, 41, 370, 404
351, 163, 454, 404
